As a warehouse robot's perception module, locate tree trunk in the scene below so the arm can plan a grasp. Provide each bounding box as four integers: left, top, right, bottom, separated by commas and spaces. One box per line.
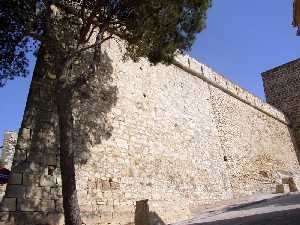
56, 77, 82, 225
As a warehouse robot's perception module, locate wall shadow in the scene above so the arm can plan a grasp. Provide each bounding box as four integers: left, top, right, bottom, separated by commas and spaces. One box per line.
223, 193, 300, 212
0, 44, 118, 225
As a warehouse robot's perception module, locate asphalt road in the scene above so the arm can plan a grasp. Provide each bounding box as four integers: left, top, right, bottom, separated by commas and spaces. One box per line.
172, 193, 300, 225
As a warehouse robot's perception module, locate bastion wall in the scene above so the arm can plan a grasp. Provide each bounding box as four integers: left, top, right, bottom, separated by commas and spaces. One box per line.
262, 59, 300, 158
0, 40, 299, 225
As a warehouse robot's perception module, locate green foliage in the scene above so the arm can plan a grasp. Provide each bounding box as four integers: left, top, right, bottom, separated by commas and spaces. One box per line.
0, 0, 38, 86
121, 0, 212, 64
0, 0, 212, 85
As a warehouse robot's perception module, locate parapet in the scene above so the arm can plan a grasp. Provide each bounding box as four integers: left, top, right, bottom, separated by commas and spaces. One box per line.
262, 58, 300, 78
173, 54, 288, 125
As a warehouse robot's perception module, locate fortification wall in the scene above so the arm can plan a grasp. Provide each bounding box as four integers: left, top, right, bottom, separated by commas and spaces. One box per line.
0, 40, 299, 225
1, 132, 17, 170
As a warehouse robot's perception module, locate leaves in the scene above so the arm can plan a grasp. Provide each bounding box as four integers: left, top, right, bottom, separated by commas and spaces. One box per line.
0, 0, 212, 85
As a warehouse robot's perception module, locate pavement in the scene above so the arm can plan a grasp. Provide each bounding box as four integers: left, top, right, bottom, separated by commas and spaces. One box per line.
171, 192, 300, 225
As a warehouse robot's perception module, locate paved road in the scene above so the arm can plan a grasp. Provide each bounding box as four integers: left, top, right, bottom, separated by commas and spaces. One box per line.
172, 193, 300, 225
187, 208, 300, 225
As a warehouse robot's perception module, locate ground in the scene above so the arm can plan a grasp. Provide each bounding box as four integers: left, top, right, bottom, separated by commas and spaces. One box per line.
172, 193, 300, 225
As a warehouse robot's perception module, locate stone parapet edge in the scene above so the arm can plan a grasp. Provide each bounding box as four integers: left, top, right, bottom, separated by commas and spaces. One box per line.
172, 55, 289, 125
261, 58, 300, 77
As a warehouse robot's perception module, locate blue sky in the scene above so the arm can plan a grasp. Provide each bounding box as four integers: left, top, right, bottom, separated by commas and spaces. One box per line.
0, 0, 299, 146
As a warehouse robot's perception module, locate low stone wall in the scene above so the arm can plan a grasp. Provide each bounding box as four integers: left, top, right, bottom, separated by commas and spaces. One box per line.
0, 132, 17, 201
0, 41, 299, 225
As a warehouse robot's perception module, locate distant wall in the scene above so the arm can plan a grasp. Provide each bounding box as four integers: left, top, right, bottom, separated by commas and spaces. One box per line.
0, 132, 17, 201
262, 59, 300, 153
0, 40, 299, 225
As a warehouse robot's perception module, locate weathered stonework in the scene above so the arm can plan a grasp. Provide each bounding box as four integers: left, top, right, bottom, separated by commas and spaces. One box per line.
0, 132, 17, 201
262, 58, 300, 154
1, 41, 300, 225
1, 132, 17, 169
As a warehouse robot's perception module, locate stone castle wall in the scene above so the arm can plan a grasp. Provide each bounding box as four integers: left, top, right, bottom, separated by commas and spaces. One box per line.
0, 41, 299, 225
1, 132, 17, 169
262, 59, 300, 154
0, 132, 17, 201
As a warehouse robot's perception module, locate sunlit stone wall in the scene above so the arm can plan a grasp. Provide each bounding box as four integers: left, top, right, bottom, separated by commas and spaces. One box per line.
0, 41, 299, 225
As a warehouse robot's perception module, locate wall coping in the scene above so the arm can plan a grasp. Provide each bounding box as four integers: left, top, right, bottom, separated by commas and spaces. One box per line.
262, 58, 300, 77
172, 54, 289, 126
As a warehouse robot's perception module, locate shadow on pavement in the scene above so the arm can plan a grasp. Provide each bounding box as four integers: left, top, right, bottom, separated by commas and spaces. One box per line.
224, 193, 300, 212
189, 208, 300, 225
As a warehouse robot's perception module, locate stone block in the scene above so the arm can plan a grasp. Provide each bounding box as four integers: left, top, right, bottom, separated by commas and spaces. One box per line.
0, 185, 6, 199
54, 199, 63, 213
100, 209, 114, 223
46, 155, 58, 166
282, 176, 292, 184
5, 185, 25, 198
110, 181, 120, 190
56, 176, 62, 186
50, 187, 62, 198
275, 184, 289, 193
20, 128, 31, 141
25, 186, 50, 199
96, 198, 106, 205
8, 173, 22, 185
46, 213, 64, 225
82, 213, 101, 224
22, 174, 40, 186
101, 180, 110, 191
0, 212, 9, 222
135, 200, 150, 225
40, 174, 57, 187
0, 198, 16, 212
112, 210, 134, 224
280, 176, 298, 192
11, 161, 29, 174
18, 199, 55, 212
289, 180, 298, 192
293, 175, 300, 191
14, 150, 27, 161
6, 212, 64, 225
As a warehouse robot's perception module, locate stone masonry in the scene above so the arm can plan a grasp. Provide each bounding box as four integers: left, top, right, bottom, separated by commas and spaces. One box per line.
0, 40, 300, 225
1, 132, 17, 170
262, 58, 300, 156
0, 132, 17, 201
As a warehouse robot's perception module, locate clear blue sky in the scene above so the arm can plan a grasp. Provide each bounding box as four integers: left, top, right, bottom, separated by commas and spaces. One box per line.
0, 0, 299, 146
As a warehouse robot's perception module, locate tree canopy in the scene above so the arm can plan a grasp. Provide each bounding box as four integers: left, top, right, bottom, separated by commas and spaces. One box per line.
0, 0, 212, 86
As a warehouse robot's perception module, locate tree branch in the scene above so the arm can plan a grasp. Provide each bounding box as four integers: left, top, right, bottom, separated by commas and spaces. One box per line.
69, 34, 114, 59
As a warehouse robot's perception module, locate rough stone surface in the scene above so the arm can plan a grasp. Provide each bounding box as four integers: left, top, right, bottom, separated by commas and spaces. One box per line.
0, 41, 300, 225
0, 132, 17, 169
0, 132, 17, 201
262, 58, 300, 156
